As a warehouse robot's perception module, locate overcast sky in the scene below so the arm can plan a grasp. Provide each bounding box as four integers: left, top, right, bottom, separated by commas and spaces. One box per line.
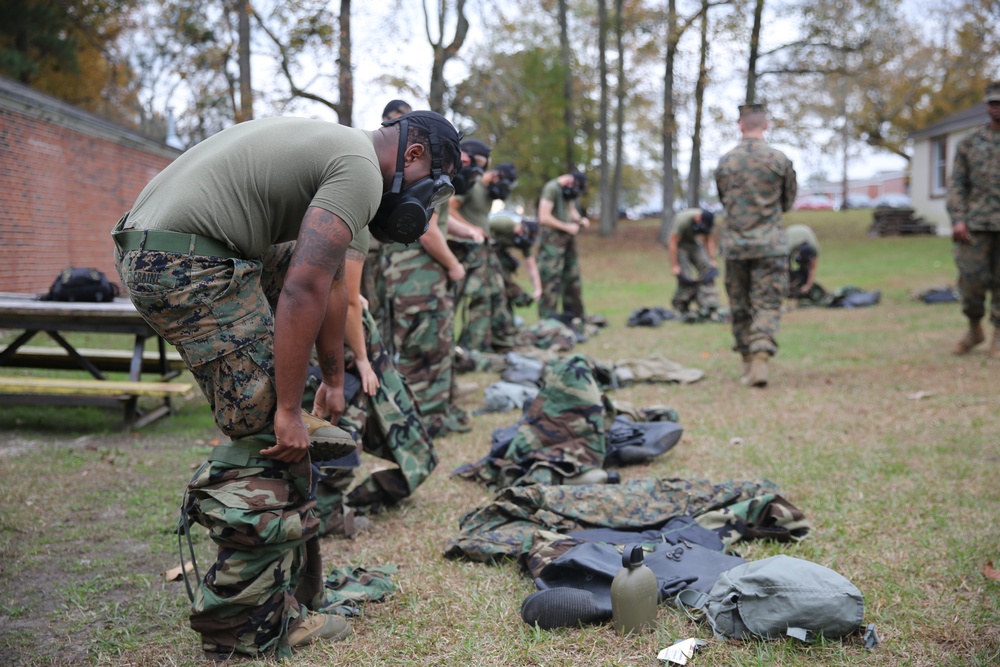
246, 1, 914, 189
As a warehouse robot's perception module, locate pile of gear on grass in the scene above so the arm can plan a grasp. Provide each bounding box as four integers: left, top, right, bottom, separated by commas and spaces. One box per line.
438, 350, 878, 658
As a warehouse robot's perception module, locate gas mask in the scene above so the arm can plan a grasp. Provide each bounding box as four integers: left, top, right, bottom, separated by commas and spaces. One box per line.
488, 179, 513, 201
561, 185, 581, 200
452, 165, 483, 195
513, 217, 539, 251
369, 115, 456, 245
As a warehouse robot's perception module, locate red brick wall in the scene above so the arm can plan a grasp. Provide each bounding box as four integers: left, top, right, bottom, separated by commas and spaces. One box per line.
0, 102, 177, 294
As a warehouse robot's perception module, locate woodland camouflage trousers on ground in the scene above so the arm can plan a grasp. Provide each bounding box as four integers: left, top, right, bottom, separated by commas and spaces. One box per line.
537, 227, 585, 319
724, 255, 789, 356
955, 230, 1000, 326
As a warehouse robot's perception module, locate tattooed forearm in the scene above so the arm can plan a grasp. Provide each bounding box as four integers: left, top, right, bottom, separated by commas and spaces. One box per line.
345, 248, 365, 262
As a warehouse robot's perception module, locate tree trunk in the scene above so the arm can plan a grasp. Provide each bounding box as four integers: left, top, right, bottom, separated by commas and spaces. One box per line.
237, 0, 252, 122
659, 0, 678, 244
424, 0, 469, 114
598, 0, 613, 236
558, 0, 575, 172
337, 0, 353, 126
687, 1, 709, 207
611, 0, 625, 232
746, 0, 764, 104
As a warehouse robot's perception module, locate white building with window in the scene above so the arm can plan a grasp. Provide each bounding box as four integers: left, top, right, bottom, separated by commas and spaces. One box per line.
909, 103, 990, 230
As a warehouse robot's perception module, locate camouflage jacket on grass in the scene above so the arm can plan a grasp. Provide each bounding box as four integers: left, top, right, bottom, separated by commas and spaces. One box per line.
452, 354, 612, 487
444, 477, 810, 564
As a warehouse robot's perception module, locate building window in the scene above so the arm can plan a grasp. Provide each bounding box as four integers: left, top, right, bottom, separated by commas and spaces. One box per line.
930, 136, 947, 197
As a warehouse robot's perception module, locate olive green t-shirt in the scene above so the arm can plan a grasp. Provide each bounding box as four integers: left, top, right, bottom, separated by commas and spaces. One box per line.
455, 179, 493, 234
672, 209, 704, 245
349, 226, 370, 256
540, 178, 571, 223
127, 117, 383, 258
490, 214, 532, 257
785, 224, 819, 256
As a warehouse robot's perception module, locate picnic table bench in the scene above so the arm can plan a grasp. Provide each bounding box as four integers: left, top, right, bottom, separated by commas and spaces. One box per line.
0, 292, 194, 428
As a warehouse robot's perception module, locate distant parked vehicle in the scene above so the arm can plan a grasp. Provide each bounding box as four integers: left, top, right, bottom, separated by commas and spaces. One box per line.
793, 195, 835, 211
873, 194, 912, 208
838, 194, 874, 210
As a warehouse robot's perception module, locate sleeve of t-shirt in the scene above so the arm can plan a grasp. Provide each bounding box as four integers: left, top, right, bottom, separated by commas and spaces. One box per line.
540, 181, 559, 204
349, 225, 371, 256
309, 154, 383, 240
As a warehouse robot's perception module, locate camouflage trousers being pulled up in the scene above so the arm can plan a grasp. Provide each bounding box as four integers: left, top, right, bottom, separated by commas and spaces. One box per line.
314, 308, 438, 535
724, 255, 788, 356
184, 445, 320, 658
383, 245, 466, 437
537, 227, 584, 320
954, 230, 1000, 326
671, 242, 720, 314
115, 242, 294, 437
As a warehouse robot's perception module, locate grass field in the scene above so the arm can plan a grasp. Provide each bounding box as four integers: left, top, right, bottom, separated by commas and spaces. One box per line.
1, 210, 997, 666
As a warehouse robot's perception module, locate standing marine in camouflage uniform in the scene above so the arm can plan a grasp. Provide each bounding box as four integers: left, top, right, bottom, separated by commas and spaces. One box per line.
537, 171, 590, 320
947, 81, 1000, 358
113, 112, 461, 660
383, 200, 470, 438
490, 212, 542, 320
449, 146, 518, 352
668, 208, 720, 317
715, 103, 796, 387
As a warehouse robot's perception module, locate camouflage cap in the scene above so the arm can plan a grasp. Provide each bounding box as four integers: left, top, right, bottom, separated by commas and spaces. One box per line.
986, 81, 1000, 103
738, 102, 766, 117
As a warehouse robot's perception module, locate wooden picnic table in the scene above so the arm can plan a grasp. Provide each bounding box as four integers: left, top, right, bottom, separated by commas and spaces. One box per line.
0, 292, 192, 428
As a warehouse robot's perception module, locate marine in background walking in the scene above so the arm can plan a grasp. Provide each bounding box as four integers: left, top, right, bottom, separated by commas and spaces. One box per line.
715, 102, 797, 387
947, 81, 1000, 358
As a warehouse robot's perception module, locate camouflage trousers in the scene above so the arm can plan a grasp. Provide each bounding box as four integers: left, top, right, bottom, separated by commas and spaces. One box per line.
537, 226, 585, 319
724, 255, 789, 356
184, 447, 319, 658
456, 243, 515, 352
315, 309, 438, 535
115, 240, 318, 657
383, 245, 467, 437
671, 241, 720, 314
361, 240, 390, 343
115, 242, 293, 436
954, 230, 1000, 326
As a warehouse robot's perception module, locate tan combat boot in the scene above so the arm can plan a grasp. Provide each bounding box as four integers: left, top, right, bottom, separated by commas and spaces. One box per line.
953, 320, 985, 355
739, 353, 752, 385
746, 351, 770, 388
300, 409, 357, 460
289, 610, 353, 647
